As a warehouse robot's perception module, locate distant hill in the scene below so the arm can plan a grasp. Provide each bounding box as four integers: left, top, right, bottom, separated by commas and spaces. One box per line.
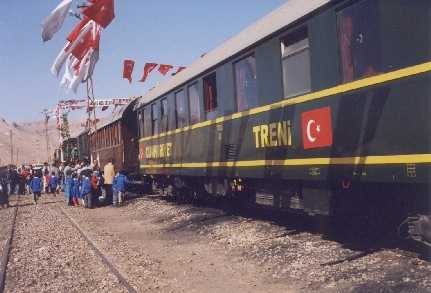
0, 118, 84, 166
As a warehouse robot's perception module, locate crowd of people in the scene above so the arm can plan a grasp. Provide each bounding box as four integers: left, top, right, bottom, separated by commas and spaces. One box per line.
0, 158, 129, 209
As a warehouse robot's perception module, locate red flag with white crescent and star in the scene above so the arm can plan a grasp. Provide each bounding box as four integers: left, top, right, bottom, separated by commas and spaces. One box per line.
123, 59, 135, 83
67, 16, 90, 43
82, 0, 115, 28
71, 22, 100, 61
139, 63, 158, 82
158, 64, 174, 76
175, 66, 186, 74
301, 106, 333, 150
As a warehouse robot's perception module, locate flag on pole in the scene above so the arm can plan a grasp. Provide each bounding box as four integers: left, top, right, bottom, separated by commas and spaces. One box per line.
60, 55, 77, 89
67, 16, 90, 43
51, 21, 94, 76
70, 49, 93, 93
41, 0, 72, 42
158, 64, 173, 76
72, 22, 100, 61
82, 0, 115, 28
123, 60, 135, 83
83, 48, 99, 82
139, 63, 158, 82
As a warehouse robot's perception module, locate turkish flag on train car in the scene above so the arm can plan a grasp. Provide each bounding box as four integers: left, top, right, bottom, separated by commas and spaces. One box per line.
82, 0, 115, 28
301, 106, 333, 150
123, 59, 135, 83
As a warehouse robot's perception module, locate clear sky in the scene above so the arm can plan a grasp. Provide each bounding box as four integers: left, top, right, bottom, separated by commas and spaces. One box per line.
0, 0, 287, 122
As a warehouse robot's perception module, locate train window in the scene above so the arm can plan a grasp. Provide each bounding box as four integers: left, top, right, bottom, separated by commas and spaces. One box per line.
203, 72, 217, 120
151, 103, 159, 135
234, 55, 258, 112
160, 98, 168, 133
188, 83, 201, 124
143, 107, 151, 137
175, 90, 188, 128
281, 27, 311, 98
337, 0, 381, 83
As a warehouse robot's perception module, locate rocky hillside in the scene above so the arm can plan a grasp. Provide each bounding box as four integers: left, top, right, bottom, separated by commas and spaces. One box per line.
0, 118, 84, 166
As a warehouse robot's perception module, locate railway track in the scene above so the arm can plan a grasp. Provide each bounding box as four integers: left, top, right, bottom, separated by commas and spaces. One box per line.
0, 195, 137, 293
57, 204, 137, 293
0, 195, 20, 293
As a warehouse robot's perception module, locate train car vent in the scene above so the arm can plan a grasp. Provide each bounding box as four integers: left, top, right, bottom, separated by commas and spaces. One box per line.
223, 144, 239, 161
255, 191, 274, 207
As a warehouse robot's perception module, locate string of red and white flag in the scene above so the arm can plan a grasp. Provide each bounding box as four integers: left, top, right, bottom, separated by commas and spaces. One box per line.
45, 97, 136, 130
122, 60, 187, 83
42, 0, 115, 93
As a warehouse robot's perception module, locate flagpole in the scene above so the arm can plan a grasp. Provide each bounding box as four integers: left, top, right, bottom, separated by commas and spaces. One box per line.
87, 77, 98, 132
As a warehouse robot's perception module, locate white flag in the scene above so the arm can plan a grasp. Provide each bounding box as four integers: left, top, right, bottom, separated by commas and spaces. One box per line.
83, 48, 99, 82
50, 20, 95, 77
60, 55, 78, 89
41, 0, 73, 42
82, 23, 101, 81
70, 49, 93, 93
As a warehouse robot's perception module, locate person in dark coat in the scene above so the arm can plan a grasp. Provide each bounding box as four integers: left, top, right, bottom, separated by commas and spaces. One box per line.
50, 172, 59, 196
80, 170, 92, 208
112, 171, 128, 206
0, 172, 9, 208
30, 171, 43, 204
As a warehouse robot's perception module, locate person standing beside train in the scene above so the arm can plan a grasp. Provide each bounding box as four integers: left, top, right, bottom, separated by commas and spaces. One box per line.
71, 173, 80, 206
80, 171, 92, 208
112, 170, 128, 206
30, 170, 42, 204
0, 172, 9, 208
64, 174, 73, 206
103, 159, 115, 205
50, 172, 59, 196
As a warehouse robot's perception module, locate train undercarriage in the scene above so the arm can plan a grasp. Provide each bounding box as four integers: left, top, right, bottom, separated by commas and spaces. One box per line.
149, 175, 431, 249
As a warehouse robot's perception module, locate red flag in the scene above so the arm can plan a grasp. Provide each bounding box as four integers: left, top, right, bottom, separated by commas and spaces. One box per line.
101, 106, 109, 111
158, 64, 173, 76
301, 106, 333, 150
82, 0, 115, 28
71, 22, 100, 61
139, 63, 158, 82
67, 16, 90, 43
123, 59, 135, 83
175, 66, 186, 74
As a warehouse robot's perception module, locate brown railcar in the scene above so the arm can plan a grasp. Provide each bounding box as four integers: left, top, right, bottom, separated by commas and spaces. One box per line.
89, 101, 139, 174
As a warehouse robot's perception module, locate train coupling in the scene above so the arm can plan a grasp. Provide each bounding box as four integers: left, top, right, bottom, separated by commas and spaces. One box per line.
398, 215, 431, 248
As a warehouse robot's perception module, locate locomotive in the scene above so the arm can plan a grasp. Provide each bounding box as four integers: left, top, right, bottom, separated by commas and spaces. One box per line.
92, 0, 431, 245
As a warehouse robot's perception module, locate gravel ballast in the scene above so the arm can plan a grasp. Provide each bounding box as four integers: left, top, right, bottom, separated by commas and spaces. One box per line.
4, 196, 128, 293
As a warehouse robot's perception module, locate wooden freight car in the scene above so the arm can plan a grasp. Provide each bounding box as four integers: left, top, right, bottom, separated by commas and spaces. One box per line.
89, 100, 139, 173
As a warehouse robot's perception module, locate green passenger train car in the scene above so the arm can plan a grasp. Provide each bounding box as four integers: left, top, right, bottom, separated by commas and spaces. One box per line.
133, 0, 431, 221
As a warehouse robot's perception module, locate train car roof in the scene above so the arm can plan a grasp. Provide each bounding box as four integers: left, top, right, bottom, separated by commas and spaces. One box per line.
134, 0, 331, 110
73, 128, 89, 138
90, 98, 138, 133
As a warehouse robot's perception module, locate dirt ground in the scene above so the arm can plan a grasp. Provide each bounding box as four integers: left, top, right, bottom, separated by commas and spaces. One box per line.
1, 193, 431, 292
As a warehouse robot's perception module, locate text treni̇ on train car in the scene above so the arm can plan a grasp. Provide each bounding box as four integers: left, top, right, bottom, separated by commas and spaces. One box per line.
133, 0, 431, 243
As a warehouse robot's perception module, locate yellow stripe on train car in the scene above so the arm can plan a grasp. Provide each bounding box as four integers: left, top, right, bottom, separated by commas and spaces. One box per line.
140, 154, 431, 169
